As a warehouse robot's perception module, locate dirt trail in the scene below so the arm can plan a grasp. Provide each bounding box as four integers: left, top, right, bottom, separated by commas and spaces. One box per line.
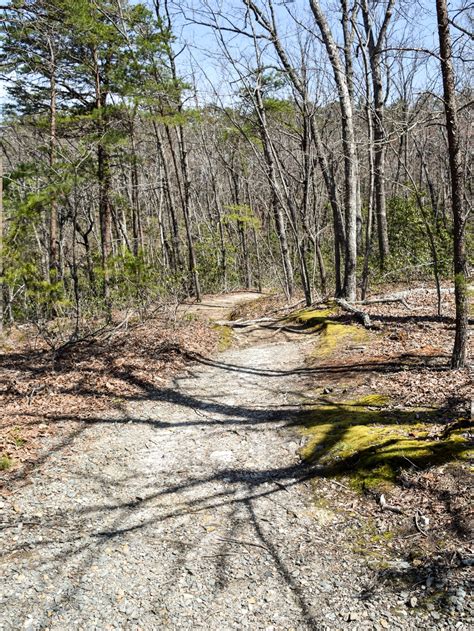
0, 294, 447, 630
179, 291, 264, 321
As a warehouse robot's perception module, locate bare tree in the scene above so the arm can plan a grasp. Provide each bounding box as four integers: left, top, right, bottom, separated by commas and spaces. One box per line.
309, 0, 358, 300
0, 155, 3, 333
436, 0, 469, 368
360, 0, 394, 269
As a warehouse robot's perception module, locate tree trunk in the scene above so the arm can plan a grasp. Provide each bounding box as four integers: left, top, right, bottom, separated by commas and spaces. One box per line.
49, 52, 59, 281
436, 0, 468, 368
130, 120, 142, 257
97, 142, 112, 308
94, 50, 112, 315
153, 121, 182, 273
359, 25, 375, 300
0, 155, 3, 333
309, 0, 358, 300
177, 125, 201, 301
361, 0, 394, 269
315, 235, 327, 297
254, 83, 294, 299
244, 0, 344, 295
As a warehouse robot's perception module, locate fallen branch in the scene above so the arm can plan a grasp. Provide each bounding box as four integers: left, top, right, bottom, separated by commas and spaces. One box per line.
359, 287, 456, 306
336, 299, 372, 328
414, 510, 429, 536
440, 417, 472, 439
328, 478, 351, 491
216, 320, 321, 336
215, 317, 276, 328
355, 296, 412, 309
52, 312, 133, 358
379, 493, 405, 515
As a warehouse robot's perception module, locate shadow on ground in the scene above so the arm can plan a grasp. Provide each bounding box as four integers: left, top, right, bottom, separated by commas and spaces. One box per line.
1, 338, 472, 628
2, 339, 471, 490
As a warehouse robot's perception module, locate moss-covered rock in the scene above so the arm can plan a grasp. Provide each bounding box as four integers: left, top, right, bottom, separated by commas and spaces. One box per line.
290, 305, 368, 356
313, 322, 368, 356
293, 307, 336, 326
299, 396, 472, 491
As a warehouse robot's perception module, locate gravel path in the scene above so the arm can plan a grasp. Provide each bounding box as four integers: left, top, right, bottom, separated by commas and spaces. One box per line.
0, 296, 466, 630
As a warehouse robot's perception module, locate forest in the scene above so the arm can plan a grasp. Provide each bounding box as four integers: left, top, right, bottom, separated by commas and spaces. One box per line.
0, 1, 472, 629
0, 0, 471, 363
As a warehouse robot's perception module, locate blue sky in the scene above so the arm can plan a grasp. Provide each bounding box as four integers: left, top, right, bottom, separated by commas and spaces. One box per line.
167, 0, 448, 106
1, 0, 471, 109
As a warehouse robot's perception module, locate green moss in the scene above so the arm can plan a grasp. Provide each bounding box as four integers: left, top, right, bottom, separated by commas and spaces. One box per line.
293, 307, 336, 326
299, 396, 472, 491
454, 273, 467, 291
354, 394, 389, 406
289, 305, 368, 356
348, 519, 386, 557
213, 324, 233, 351
314, 322, 368, 356
0, 455, 13, 470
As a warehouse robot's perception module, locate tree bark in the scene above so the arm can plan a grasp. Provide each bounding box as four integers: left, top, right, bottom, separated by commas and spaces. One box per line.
130, 117, 143, 257
361, 0, 394, 269
0, 155, 3, 333
436, 0, 468, 368
309, 0, 358, 301
152, 121, 182, 273
48, 44, 59, 281
254, 79, 294, 299
94, 48, 112, 315
177, 124, 201, 301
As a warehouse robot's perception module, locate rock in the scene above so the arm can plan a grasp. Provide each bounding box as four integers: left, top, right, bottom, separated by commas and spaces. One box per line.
431, 611, 441, 620
209, 450, 234, 463
409, 597, 418, 608
460, 556, 473, 566
388, 560, 411, 571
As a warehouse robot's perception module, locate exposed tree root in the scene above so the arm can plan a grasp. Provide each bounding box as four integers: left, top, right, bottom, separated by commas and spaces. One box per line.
335, 299, 372, 328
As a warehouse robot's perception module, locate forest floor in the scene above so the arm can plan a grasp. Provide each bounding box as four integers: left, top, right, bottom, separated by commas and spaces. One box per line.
0, 288, 472, 630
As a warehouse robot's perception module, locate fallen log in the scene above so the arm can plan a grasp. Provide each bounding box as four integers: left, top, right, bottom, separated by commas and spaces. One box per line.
354, 287, 460, 309
360, 287, 455, 304
355, 296, 412, 308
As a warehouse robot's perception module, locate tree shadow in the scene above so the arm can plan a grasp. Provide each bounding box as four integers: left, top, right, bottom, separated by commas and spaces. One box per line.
2, 338, 470, 492
1, 391, 470, 627
370, 313, 474, 327
299, 399, 471, 489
